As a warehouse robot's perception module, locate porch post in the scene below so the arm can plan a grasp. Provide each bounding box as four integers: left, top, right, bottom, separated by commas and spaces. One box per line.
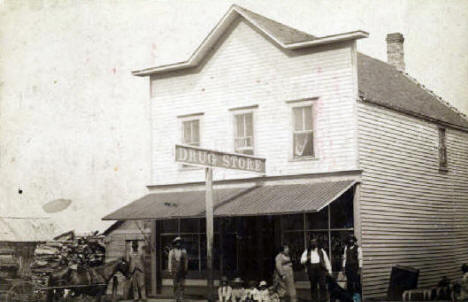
151, 220, 157, 296
205, 167, 214, 302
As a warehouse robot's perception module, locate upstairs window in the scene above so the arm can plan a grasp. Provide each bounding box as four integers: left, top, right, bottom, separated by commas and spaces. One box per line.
234, 112, 254, 155
292, 105, 314, 158
438, 127, 447, 171
182, 119, 200, 146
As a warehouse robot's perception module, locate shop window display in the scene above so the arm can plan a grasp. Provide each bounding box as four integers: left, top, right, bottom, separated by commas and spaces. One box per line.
281, 188, 355, 275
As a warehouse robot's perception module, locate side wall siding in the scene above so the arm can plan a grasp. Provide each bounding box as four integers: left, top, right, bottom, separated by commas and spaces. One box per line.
150, 18, 358, 185
358, 101, 468, 297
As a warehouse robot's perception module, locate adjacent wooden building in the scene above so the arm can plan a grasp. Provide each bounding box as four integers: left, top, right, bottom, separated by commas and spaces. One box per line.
0, 217, 57, 280
103, 5, 468, 299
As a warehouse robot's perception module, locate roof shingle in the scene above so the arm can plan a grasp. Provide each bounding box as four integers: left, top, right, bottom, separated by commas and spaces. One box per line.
357, 53, 468, 129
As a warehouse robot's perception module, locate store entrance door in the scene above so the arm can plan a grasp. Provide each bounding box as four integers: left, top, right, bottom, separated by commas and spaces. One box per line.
237, 216, 278, 284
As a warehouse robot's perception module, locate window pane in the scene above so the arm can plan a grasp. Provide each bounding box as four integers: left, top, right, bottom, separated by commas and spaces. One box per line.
181, 235, 200, 271
331, 231, 354, 272
282, 232, 304, 271
222, 233, 238, 274
180, 218, 200, 233
293, 132, 313, 157
191, 120, 200, 145
306, 231, 329, 254
245, 113, 253, 137
304, 106, 313, 130
293, 107, 303, 131
235, 114, 244, 137
161, 235, 177, 270
283, 214, 304, 230
330, 189, 354, 229
222, 217, 240, 233
160, 219, 178, 233
241, 149, 254, 155
306, 210, 328, 229
183, 121, 192, 144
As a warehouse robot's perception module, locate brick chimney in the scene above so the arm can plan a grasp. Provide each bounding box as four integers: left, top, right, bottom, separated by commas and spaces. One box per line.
386, 33, 405, 71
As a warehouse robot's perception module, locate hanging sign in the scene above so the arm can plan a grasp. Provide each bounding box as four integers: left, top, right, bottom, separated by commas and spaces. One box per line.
175, 144, 266, 173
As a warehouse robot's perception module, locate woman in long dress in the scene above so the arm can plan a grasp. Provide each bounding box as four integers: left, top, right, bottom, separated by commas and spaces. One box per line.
273, 245, 297, 302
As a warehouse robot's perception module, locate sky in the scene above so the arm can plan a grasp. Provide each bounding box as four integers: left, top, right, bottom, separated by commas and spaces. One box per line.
0, 0, 467, 234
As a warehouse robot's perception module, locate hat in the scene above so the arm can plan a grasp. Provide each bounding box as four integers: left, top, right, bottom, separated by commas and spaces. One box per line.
233, 277, 243, 284
259, 281, 267, 288
221, 276, 229, 284
348, 235, 358, 242
173, 237, 182, 243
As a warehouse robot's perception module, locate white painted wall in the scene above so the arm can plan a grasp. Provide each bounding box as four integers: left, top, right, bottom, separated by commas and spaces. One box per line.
357, 101, 468, 297
150, 18, 358, 185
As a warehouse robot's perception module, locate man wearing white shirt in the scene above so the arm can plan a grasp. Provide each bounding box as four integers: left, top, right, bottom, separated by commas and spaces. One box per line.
300, 238, 332, 302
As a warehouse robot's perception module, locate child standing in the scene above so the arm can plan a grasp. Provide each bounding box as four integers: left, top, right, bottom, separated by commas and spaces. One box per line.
232, 278, 246, 302
218, 276, 232, 302
245, 281, 260, 302
257, 281, 269, 302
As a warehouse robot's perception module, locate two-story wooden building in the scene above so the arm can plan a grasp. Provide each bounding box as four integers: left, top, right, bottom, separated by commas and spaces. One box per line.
103, 5, 468, 299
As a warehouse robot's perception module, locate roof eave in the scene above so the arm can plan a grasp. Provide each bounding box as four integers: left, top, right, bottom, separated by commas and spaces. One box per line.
132, 30, 368, 77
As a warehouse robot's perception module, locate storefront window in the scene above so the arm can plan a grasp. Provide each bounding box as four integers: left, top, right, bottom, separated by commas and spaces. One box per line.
180, 218, 199, 233
330, 190, 354, 229
306, 210, 328, 229
281, 188, 355, 274
160, 219, 178, 233
283, 214, 304, 230
283, 231, 304, 271
160, 218, 229, 273
331, 231, 353, 272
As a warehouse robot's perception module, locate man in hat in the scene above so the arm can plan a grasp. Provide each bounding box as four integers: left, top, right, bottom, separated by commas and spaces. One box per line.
218, 276, 232, 302
168, 237, 188, 302
341, 235, 362, 294
128, 240, 147, 302
300, 238, 332, 302
274, 245, 297, 302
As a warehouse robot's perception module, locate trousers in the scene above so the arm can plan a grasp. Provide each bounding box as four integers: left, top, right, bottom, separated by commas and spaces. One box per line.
307, 264, 327, 302
132, 270, 146, 300
173, 271, 186, 302
345, 267, 361, 294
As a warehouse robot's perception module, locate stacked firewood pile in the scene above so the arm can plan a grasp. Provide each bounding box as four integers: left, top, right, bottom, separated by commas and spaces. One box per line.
30, 232, 106, 288
0, 246, 18, 279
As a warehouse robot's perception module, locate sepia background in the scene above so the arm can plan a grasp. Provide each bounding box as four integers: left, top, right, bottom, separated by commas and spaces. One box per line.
0, 0, 467, 233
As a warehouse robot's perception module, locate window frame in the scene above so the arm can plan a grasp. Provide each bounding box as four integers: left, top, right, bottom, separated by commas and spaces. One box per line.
178, 113, 203, 170
230, 107, 257, 155
438, 127, 448, 172
287, 99, 317, 160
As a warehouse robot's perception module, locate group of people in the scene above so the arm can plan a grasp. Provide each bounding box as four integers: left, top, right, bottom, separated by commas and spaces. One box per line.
273, 236, 362, 302
129, 234, 362, 302
218, 277, 280, 302
167, 235, 361, 302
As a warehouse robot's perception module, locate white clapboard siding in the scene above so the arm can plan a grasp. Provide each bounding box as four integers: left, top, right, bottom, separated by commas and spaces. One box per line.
358, 101, 468, 298
149, 17, 357, 185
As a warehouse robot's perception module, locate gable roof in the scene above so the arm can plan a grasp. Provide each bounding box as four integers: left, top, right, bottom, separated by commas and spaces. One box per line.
357, 53, 468, 130
133, 5, 468, 131
132, 5, 368, 76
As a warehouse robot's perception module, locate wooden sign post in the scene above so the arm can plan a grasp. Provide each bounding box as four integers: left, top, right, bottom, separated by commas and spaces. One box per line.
175, 144, 265, 302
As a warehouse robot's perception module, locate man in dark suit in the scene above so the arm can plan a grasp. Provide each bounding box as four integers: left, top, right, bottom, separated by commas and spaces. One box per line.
342, 235, 362, 294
